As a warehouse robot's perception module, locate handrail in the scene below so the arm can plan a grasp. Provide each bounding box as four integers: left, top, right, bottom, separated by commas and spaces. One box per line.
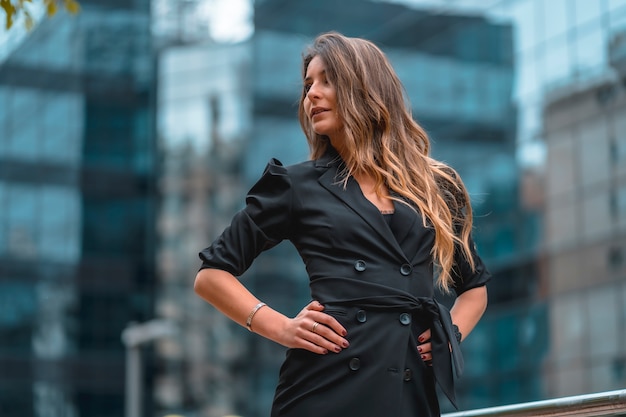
443, 389, 626, 417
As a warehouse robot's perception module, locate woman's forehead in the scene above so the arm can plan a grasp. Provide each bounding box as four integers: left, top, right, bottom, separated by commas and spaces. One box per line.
305, 56, 325, 73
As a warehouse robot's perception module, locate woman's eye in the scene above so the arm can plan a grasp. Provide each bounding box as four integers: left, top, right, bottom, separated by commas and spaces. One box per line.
304, 84, 312, 93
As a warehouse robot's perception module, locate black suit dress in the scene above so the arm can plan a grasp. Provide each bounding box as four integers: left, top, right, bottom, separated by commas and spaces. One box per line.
199, 147, 491, 417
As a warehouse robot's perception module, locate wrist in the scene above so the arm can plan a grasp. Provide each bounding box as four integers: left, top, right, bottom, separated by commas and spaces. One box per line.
248, 307, 291, 348
246, 302, 267, 332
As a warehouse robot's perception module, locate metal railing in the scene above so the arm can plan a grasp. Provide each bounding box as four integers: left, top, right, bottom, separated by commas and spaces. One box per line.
443, 389, 626, 417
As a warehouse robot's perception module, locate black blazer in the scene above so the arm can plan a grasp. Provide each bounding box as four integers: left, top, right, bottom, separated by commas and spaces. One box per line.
199, 147, 491, 417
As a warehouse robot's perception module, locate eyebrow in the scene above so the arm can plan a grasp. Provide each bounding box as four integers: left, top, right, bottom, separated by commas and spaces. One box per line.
304, 69, 326, 83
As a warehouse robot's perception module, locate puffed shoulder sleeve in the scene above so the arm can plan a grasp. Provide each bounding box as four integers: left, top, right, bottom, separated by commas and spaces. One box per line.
198, 158, 292, 276
451, 233, 491, 296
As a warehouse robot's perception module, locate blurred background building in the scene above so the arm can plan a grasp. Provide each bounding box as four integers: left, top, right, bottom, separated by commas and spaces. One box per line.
0, 1, 157, 416
542, 28, 626, 398
1, 0, 626, 416
156, 39, 252, 416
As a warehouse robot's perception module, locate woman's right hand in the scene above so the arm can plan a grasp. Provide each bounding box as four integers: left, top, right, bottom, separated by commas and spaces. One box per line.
194, 269, 348, 354
279, 301, 350, 355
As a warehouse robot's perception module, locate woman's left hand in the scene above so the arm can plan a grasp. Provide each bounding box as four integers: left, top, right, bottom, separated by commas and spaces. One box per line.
417, 328, 432, 365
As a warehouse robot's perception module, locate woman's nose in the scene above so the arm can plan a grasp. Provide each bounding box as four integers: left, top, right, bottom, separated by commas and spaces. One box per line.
307, 83, 320, 99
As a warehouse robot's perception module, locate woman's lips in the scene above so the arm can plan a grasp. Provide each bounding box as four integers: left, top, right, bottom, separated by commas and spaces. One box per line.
311, 107, 328, 119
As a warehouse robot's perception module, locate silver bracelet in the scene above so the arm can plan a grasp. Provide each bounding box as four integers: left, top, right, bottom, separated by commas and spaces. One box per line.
246, 302, 267, 332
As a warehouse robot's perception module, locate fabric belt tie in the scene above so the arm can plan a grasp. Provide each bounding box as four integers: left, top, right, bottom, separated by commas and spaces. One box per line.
311, 277, 464, 409
423, 298, 464, 408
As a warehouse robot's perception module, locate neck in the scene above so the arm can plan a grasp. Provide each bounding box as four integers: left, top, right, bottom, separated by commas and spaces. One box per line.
328, 133, 348, 159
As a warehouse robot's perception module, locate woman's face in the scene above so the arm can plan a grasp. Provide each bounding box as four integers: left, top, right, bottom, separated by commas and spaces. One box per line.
303, 56, 344, 146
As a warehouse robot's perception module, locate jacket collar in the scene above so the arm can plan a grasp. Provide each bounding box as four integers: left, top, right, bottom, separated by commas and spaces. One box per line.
314, 144, 343, 168
315, 147, 415, 262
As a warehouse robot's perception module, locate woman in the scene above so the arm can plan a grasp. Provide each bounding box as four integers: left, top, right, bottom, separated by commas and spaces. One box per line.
194, 32, 490, 417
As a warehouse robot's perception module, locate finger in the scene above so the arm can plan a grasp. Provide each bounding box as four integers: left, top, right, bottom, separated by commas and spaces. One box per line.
418, 328, 431, 343
293, 322, 343, 353
420, 352, 433, 363
302, 309, 348, 337
297, 337, 330, 355
417, 342, 432, 355
305, 300, 325, 311
311, 322, 350, 350
310, 321, 322, 335
314, 312, 348, 337
296, 309, 349, 348
294, 302, 324, 322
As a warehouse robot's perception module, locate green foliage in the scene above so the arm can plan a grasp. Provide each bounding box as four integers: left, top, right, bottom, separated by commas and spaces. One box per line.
0, 0, 80, 30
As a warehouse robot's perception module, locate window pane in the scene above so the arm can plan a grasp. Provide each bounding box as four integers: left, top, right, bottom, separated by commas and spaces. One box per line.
581, 191, 611, 240
543, 0, 569, 40
0, 181, 6, 253
9, 117, 39, 161
574, 0, 603, 26
544, 37, 572, 86
515, 51, 540, 101
609, 4, 626, 31
510, 0, 538, 52
578, 120, 609, 188
587, 286, 619, 357
7, 185, 38, 258
546, 133, 576, 196
608, 0, 626, 10
39, 186, 81, 262
551, 294, 586, 361
574, 24, 606, 75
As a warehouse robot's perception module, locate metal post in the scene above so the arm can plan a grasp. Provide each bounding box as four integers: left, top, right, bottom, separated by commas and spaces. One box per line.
122, 320, 177, 417
125, 344, 142, 417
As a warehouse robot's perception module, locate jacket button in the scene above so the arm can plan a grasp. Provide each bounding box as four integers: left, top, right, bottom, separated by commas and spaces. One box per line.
356, 309, 367, 323
349, 357, 360, 371
403, 368, 412, 381
354, 260, 366, 272
399, 313, 411, 325
400, 263, 412, 276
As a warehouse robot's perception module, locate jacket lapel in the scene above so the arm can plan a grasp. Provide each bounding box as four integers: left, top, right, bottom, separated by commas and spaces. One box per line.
316, 156, 409, 262
390, 198, 435, 264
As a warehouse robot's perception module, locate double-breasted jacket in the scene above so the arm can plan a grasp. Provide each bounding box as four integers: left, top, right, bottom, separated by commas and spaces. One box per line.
199, 147, 491, 417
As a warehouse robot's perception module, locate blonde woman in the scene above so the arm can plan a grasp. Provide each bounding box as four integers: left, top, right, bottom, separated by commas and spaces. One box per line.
195, 32, 490, 417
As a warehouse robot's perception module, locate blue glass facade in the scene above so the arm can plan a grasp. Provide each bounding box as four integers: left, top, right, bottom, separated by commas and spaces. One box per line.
4, 0, 625, 416
0, 1, 157, 416
155, 41, 253, 416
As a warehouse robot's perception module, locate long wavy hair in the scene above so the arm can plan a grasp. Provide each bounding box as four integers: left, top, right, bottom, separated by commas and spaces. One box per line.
298, 32, 475, 292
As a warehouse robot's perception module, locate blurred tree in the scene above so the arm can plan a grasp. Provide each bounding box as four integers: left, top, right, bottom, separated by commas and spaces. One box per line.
1, 0, 80, 30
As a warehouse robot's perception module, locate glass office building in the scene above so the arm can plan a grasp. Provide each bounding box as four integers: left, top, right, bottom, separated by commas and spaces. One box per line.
155, 40, 252, 416
0, 1, 157, 416
541, 25, 626, 399
436, 0, 626, 408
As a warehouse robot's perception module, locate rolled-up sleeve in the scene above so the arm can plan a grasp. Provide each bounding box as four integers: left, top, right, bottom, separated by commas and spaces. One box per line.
451, 234, 491, 296
198, 158, 292, 276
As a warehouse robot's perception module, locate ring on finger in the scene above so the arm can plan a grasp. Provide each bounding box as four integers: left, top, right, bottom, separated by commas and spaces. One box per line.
312, 322, 320, 333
